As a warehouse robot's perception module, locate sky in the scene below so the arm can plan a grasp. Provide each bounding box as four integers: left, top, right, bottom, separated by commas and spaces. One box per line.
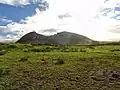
0, 0, 120, 42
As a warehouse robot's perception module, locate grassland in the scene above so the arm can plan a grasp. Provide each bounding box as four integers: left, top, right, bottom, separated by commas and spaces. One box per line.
0, 43, 120, 90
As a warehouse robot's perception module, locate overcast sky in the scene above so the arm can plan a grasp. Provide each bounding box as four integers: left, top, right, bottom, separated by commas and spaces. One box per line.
0, 0, 120, 42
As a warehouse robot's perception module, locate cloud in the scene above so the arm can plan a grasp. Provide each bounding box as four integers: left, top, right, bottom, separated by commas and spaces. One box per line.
0, 23, 25, 42
0, 36, 8, 42
0, 26, 7, 31
0, 0, 49, 24
0, 0, 49, 6
0, 0, 29, 5
0, 18, 12, 23
0, 7, 59, 42
97, 0, 120, 20
104, 0, 111, 3
1, 0, 120, 42
0, 0, 109, 41
58, 13, 72, 19
0, 26, 16, 42
106, 20, 120, 34
41, 28, 57, 33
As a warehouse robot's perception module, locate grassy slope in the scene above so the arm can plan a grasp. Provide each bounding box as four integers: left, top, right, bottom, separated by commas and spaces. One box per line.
17, 31, 94, 45
0, 43, 120, 89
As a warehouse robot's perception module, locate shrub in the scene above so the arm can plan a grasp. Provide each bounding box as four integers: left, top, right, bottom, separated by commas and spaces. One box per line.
0, 50, 7, 55
70, 48, 79, 52
61, 49, 69, 52
30, 47, 52, 52
19, 57, 28, 62
61, 48, 79, 52
7, 44, 18, 48
24, 44, 33, 48
79, 49, 86, 52
23, 49, 29, 52
42, 47, 52, 52
31, 48, 41, 52
55, 59, 64, 65
87, 45, 94, 49
0, 68, 10, 76
41, 58, 45, 61
110, 49, 120, 52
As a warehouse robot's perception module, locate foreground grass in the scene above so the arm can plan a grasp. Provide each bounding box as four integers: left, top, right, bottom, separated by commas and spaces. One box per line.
0, 43, 120, 89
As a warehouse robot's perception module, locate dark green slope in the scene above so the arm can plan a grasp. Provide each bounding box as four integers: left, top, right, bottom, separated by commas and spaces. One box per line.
17, 31, 94, 45
50, 31, 93, 44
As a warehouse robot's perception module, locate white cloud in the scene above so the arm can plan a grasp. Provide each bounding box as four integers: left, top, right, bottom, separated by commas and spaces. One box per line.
0, 0, 49, 5
0, 26, 7, 31
0, 36, 7, 42
0, 0, 29, 5
0, 35, 13, 42
0, 18, 13, 23
1, 0, 120, 42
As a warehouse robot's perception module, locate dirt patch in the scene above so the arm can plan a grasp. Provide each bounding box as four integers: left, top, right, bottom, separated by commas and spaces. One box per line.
90, 68, 120, 86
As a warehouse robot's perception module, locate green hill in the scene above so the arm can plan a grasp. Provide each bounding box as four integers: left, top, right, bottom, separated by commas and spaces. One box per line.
17, 31, 94, 45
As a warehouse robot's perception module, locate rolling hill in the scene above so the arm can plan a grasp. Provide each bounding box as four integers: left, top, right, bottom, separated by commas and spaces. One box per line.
17, 31, 94, 45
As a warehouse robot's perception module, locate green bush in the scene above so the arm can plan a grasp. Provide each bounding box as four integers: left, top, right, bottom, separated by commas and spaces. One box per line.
7, 44, 18, 48
61, 49, 69, 52
110, 49, 120, 52
30, 48, 41, 52
87, 45, 94, 49
70, 48, 79, 52
30, 47, 51, 52
79, 49, 86, 52
61, 48, 79, 52
0, 68, 10, 76
55, 59, 64, 65
19, 57, 28, 62
0, 50, 7, 55
24, 44, 33, 48
23, 49, 29, 52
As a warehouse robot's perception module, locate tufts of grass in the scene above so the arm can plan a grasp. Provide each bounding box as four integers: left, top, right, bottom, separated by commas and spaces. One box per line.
19, 57, 28, 62
87, 45, 94, 49
23, 49, 29, 52
7, 44, 18, 48
54, 58, 64, 65
30, 48, 41, 52
0, 68, 10, 77
30, 47, 52, 52
0, 50, 7, 55
24, 44, 33, 48
79, 49, 86, 52
70, 48, 79, 52
110, 49, 120, 52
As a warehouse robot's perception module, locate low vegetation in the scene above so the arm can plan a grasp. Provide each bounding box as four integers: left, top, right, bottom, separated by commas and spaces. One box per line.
0, 43, 120, 89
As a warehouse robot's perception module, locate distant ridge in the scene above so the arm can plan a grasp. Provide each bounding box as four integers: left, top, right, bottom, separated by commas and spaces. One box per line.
17, 31, 95, 45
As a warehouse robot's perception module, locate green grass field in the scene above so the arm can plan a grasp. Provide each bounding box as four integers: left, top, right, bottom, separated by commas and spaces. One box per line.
0, 43, 120, 90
